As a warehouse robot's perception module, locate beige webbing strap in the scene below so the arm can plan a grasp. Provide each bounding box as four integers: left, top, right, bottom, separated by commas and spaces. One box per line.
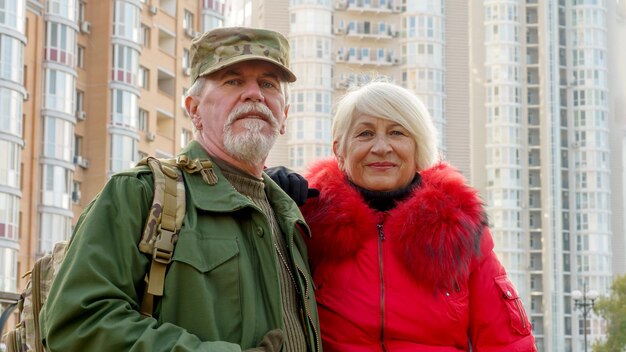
140, 158, 184, 317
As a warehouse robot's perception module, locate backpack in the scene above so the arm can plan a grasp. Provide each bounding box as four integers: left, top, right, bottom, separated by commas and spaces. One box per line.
2, 156, 205, 352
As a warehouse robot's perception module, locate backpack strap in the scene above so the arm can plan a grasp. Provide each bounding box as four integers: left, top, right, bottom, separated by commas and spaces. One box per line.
136, 157, 186, 317
135, 156, 217, 317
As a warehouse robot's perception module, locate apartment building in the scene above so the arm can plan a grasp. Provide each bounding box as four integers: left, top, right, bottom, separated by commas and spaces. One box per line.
2, 1, 625, 351
0, 0, 225, 326
229, 1, 625, 351
470, 0, 623, 350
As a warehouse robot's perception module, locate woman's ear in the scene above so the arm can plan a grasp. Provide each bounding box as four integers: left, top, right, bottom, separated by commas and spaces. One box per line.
333, 140, 344, 168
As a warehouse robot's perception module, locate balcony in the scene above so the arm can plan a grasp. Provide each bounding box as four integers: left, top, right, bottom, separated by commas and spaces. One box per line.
336, 51, 399, 66
336, 0, 400, 13
342, 22, 398, 40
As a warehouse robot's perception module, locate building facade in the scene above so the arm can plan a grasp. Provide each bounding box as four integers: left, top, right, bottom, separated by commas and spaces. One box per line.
2, 1, 625, 351
0, 0, 226, 335
470, 0, 623, 350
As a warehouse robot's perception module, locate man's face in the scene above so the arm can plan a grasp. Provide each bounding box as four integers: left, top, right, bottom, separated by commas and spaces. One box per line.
187, 60, 288, 166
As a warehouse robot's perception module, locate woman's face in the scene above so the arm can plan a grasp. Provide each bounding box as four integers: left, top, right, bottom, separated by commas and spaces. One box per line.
335, 114, 418, 192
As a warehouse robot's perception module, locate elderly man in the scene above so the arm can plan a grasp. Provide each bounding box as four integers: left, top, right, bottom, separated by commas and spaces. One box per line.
40, 27, 320, 352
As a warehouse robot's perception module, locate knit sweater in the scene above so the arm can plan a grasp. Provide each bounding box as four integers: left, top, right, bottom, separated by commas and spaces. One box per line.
218, 161, 307, 352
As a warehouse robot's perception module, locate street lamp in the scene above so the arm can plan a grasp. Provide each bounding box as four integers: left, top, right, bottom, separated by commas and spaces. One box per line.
571, 283, 599, 352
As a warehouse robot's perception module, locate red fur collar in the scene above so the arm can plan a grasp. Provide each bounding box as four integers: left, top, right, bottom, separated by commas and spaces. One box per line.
301, 159, 488, 289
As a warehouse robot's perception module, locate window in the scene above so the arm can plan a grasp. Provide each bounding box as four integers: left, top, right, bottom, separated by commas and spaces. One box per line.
76, 45, 85, 68
0, 192, 19, 241
140, 24, 151, 47
72, 181, 81, 203
39, 212, 72, 254
111, 89, 139, 128
315, 118, 330, 141
138, 66, 149, 89
113, 0, 140, 42
0, 0, 26, 31
74, 135, 82, 157
0, 36, 23, 84
43, 116, 74, 161
45, 69, 75, 114
289, 146, 304, 168
47, 0, 77, 21
182, 49, 190, 69
180, 128, 192, 149
110, 133, 138, 172
138, 108, 148, 131
75, 89, 85, 119
45, 22, 77, 67
0, 140, 20, 189
0, 88, 23, 137
41, 164, 72, 208
111, 44, 139, 85
78, 1, 86, 22
184, 10, 194, 32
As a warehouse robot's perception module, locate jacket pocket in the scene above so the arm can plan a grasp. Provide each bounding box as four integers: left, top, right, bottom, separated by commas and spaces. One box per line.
494, 275, 532, 335
444, 288, 469, 322
173, 230, 240, 273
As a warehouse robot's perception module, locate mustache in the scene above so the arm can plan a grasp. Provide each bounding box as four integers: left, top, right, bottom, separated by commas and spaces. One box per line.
226, 103, 278, 128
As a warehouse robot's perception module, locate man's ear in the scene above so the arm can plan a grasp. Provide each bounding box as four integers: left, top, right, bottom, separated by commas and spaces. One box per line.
185, 95, 201, 125
185, 95, 196, 115
279, 104, 290, 135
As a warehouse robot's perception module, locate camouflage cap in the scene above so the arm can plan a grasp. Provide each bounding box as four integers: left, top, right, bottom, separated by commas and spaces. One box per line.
190, 27, 296, 83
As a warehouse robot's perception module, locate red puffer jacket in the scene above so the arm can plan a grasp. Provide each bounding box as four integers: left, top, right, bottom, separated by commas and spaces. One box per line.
300, 159, 537, 352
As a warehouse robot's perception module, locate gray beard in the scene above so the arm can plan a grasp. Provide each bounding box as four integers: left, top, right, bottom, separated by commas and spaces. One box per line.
223, 103, 279, 165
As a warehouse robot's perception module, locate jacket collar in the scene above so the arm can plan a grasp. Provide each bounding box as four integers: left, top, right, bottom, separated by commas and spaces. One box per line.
177, 141, 310, 237
302, 158, 487, 289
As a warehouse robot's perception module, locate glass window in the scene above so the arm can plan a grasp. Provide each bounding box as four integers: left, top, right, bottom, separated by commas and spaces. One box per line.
289, 146, 304, 168
183, 49, 190, 68
39, 212, 72, 254
0, 247, 17, 292
180, 128, 192, 149
78, 1, 85, 22
111, 44, 139, 85
0, 35, 24, 84
0, 88, 23, 137
110, 133, 138, 172
47, 0, 78, 21
184, 10, 194, 31
289, 8, 331, 34
113, 0, 140, 42
0, 192, 18, 241
0, 0, 26, 31
41, 164, 72, 209
0, 140, 20, 189
43, 116, 74, 161
45, 22, 77, 67
112, 89, 139, 128
138, 108, 148, 131
138, 66, 149, 89
45, 69, 75, 114
75, 89, 84, 115
72, 181, 81, 203
201, 13, 224, 32
77, 45, 85, 68
140, 24, 151, 47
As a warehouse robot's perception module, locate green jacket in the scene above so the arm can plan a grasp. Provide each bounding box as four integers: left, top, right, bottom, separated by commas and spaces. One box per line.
40, 141, 321, 351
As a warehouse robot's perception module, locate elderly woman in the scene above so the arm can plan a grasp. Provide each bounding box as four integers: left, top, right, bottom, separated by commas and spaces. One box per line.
270, 81, 536, 351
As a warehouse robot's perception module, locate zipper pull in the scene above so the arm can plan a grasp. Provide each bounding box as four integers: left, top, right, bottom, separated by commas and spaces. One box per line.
377, 224, 385, 241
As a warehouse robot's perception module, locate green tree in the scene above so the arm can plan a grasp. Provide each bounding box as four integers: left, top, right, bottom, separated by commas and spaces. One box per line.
593, 274, 626, 352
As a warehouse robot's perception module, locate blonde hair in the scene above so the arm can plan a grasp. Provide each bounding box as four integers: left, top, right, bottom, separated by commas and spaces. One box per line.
332, 81, 439, 171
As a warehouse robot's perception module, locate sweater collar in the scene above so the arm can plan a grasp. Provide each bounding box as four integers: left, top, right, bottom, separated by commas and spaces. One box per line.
349, 173, 422, 212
